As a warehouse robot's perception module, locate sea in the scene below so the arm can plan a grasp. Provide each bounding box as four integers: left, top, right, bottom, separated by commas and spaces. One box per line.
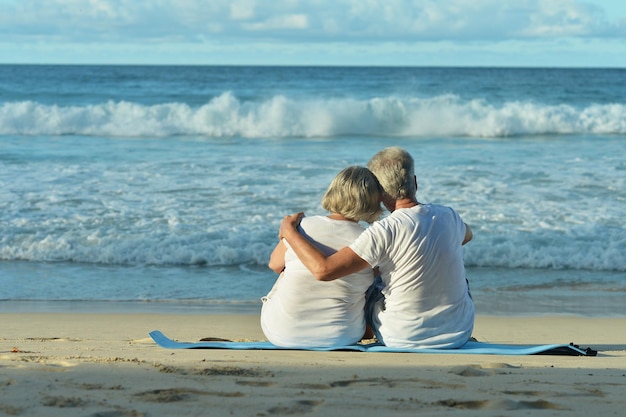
1, 65, 624, 317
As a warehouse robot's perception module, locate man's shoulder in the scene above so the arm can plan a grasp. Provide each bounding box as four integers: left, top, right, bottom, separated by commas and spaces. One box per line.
421, 203, 459, 216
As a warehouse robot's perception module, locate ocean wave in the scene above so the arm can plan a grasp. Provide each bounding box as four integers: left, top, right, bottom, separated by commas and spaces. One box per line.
0, 231, 273, 268
1, 93, 626, 138
1, 228, 624, 272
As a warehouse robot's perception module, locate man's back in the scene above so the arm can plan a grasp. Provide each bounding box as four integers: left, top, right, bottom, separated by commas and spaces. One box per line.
350, 203, 474, 348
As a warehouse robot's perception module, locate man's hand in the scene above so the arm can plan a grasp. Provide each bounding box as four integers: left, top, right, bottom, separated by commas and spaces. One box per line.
279, 212, 305, 240
278, 211, 368, 281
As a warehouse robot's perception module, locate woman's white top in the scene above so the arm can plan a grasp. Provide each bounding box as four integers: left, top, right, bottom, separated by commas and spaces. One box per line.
261, 215, 374, 347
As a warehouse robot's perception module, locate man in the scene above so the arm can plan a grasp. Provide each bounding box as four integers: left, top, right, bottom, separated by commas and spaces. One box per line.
279, 147, 474, 348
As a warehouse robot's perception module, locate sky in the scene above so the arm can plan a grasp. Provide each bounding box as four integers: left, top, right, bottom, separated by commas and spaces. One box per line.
1, 0, 626, 67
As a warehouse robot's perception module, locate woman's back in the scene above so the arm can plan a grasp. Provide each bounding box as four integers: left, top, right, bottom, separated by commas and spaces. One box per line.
261, 215, 374, 347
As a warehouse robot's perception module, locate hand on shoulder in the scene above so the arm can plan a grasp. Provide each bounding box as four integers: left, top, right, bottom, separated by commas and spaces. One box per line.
279, 212, 305, 240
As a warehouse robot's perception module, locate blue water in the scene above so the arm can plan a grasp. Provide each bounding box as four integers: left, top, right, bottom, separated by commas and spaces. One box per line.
1, 65, 625, 316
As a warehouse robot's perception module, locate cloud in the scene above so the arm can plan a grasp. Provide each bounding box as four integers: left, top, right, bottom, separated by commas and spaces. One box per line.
521, 0, 608, 37
243, 14, 310, 31
1, 0, 624, 45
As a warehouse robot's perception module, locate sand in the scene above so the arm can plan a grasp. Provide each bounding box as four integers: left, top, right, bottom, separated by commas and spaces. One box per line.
1, 313, 625, 417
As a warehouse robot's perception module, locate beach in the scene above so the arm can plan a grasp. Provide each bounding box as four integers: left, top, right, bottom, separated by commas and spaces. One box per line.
1, 65, 625, 416
2, 313, 625, 417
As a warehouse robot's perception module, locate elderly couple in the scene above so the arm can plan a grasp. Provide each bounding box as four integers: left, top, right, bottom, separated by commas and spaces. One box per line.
261, 147, 474, 349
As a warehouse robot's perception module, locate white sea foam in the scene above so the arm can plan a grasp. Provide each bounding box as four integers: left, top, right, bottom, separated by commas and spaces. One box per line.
2, 93, 626, 138
2, 220, 624, 272
1, 142, 624, 273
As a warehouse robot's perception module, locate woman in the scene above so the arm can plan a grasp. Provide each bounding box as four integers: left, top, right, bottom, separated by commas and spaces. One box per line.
260, 166, 383, 348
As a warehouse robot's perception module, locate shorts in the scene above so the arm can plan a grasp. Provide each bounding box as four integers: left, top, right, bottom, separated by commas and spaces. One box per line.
364, 276, 385, 331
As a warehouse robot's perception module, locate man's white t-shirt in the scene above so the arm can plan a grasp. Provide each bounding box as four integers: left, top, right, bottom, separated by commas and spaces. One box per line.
261, 215, 374, 347
350, 203, 474, 348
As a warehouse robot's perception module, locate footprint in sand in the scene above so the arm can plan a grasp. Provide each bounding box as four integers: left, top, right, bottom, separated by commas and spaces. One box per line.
329, 376, 461, 390
41, 395, 88, 407
291, 383, 333, 390
134, 388, 246, 403
436, 398, 565, 410
236, 380, 275, 387
25, 337, 82, 342
86, 410, 146, 417
330, 377, 396, 388
0, 403, 23, 415
450, 363, 519, 377
267, 399, 324, 415
158, 364, 273, 378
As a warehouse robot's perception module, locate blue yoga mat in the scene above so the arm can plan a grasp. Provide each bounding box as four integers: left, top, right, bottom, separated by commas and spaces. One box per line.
149, 330, 595, 356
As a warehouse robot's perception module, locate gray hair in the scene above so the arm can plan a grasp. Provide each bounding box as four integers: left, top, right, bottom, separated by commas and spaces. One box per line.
322, 166, 383, 223
367, 147, 416, 201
